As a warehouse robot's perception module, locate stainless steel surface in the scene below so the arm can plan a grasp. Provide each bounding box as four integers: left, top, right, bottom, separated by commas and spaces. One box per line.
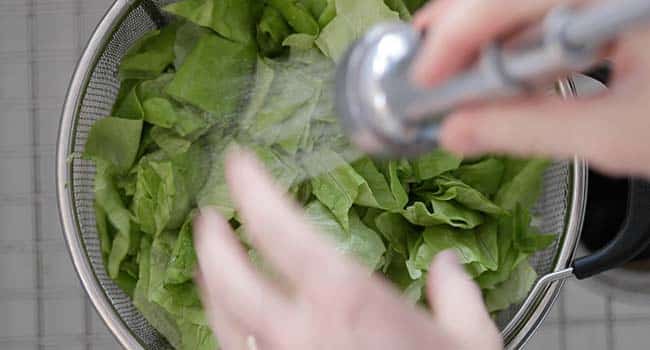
336, 0, 650, 157
336, 22, 437, 156
565, 0, 650, 49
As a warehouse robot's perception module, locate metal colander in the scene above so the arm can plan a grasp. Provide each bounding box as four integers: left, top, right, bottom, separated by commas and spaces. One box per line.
57, 0, 592, 349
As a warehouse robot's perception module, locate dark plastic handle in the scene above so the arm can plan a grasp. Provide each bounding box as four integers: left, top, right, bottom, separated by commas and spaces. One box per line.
573, 178, 650, 279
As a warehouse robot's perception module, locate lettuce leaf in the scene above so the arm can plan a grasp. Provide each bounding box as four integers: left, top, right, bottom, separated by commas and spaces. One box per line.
164, 0, 257, 44
166, 34, 257, 118
118, 22, 180, 81
315, 0, 400, 61
134, 237, 183, 349
84, 117, 143, 173
306, 201, 386, 270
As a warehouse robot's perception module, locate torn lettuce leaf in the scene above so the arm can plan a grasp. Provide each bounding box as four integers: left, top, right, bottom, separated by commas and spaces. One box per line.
454, 157, 505, 196
134, 237, 183, 349
306, 201, 386, 270
411, 149, 462, 181
118, 22, 180, 81
315, 0, 400, 61
84, 117, 143, 174
163, 0, 257, 44
257, 5, 292, 57
93, 161, 134, 279
384, 0, 412, 20
165, 216, 198, 285
267, 0, 320, 36
484, 260, 537, 313
166, 33, 257, 118
306, 149, 367, 230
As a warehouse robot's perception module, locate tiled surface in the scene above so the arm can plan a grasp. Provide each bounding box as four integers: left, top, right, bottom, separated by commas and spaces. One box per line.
527, 279, 650, 349
2, 1, 650, 350
0, 1, 121, 350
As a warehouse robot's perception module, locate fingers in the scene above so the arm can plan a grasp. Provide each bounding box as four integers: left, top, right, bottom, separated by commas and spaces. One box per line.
193, 209, 290, 340
195, 272, 250, 350
411, 0, 583, 86
437, 94, 650, 175
224, 150, 365, 297
427, 251, 502, 349
412, 0, 453, 31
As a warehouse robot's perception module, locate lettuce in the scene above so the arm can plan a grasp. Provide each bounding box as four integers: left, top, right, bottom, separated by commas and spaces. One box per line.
83, 1, 555, 348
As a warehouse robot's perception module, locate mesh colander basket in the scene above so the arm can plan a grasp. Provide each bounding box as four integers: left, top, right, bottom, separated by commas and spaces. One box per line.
56, 0, 599, 349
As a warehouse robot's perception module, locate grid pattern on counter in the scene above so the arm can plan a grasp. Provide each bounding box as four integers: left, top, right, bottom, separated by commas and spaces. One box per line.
1, 0, 650, 349
0, 0, 122, 349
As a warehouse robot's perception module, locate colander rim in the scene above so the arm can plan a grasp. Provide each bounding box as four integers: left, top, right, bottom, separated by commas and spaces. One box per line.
56, 1, 588, 349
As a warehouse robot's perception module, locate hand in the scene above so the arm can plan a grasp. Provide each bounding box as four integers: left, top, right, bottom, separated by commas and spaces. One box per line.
411, 0, 650, 178
193, 151, 502, 350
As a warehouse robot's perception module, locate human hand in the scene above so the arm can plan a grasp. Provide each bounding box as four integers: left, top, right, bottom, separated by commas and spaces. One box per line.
193, 150, 502, 350
411, 0, 650, 178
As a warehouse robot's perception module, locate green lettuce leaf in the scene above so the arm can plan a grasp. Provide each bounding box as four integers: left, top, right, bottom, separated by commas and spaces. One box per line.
150, 127, 192, 158
133, 237, 183, 349
306, 201, 386, 270
384, 0, 412, 19
484, 260, 537, 313
305, 149, 366, 230
112, 81, 145, 120
150, 231, 207, 326
300, 0, 329, 18
282, 33, 316, 50
267, 0, 320, 36
495, 159, 550, 211
511, 204, 556, 253
402, 0, 428, 13
196, 134, 236, 219
93, 161, 134, 279
423, 176, 507, 216
173, 21, 212, 69
374, 212, 415, 256
257, 5, 292, 57
242, 49, 334, 154
165, 217, 198, 285
407, 223, 499, 277
454, 158, 505, 196
353, 158, 404, 211
118, 22, 180, 81
132, 160, 178, 236
318, 0, 336, 27
178, 322, 218, 350
402, 199, 484, 229
164, 0, 256, 44
166, 34, 256, 118
315, 0, 399, 61
412, 149, 462, 181
84, 117, 143, 174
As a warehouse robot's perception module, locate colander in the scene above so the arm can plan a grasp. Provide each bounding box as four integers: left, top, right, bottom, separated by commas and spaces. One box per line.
56, 0, 650, 349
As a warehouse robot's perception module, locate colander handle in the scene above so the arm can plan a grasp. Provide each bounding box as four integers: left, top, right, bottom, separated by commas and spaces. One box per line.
573, 179, 650, 279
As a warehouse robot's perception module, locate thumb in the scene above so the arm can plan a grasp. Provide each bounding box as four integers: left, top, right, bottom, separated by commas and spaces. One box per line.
427, 250, 501, 349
